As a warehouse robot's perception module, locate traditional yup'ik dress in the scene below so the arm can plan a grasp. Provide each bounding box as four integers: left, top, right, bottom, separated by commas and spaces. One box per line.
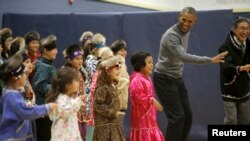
129, 72, 165, 141
0, 89, 50, 141
93, 84, 126, 141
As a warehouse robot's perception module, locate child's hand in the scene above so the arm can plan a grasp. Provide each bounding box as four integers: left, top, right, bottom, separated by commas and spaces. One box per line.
49, 103, 58, 111
79, 94, 87, 101
25, 101, 33, 107
116, 111, 126, 117
152, 98, 163, 111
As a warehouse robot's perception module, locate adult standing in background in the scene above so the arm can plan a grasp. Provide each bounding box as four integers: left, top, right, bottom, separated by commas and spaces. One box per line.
218, 17, 250, 125
153, 7, 228, 141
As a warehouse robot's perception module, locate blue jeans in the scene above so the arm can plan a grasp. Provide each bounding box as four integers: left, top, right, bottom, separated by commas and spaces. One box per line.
153, 72, 192, 141
223, 99, 250, 125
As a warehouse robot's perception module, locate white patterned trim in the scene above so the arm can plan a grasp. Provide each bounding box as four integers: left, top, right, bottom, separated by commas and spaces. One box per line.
224, 75, 237, 86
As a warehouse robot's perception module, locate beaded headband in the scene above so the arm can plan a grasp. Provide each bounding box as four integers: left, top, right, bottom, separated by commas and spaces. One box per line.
68, 50, 83, 60
10, 64, 25, 79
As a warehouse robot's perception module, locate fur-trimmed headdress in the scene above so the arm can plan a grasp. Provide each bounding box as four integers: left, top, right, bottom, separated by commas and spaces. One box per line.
24, 31, 40, 45
63, 44, 83, 60
98, 46, 113, 60
110, 39, 127, 54
0, 52, 26, 82
41, 34, 57, 51
100, 55, 123, 70
0, 28, 12, 45
92, 33, 106, 48
9, 37, 26, 56
80, 31, 93, 43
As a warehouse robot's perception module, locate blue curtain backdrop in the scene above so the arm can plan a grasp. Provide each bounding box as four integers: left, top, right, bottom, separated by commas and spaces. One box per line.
2, 10, 243, 141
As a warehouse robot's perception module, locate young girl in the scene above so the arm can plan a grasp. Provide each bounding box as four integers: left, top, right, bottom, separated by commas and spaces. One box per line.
110, 39, 129, 125
93, 56, 126, 141
15, 49, 36, 105
129, 51, 165, 141
24, 31, 41, 83
9, 38, 36, 105
84, 33, 106, 141
62, 44, 88, 140
46, 67, 87, 141
0, 53, 57, 141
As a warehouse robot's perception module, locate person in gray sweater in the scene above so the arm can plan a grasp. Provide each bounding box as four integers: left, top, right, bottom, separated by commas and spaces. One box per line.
153, 7, 227, 141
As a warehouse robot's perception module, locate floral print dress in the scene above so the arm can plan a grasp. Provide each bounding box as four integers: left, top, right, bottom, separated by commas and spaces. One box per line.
49, 94, 84, 141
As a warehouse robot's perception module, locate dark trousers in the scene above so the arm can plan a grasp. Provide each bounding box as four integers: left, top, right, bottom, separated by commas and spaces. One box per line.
35, 116, 52, 141
153, 72, 192, 141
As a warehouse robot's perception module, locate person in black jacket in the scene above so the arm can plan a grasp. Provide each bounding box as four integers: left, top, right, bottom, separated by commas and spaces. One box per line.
219, 17, 250, 125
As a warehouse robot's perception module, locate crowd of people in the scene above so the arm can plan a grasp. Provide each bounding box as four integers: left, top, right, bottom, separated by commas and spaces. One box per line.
0, 6, 249, 141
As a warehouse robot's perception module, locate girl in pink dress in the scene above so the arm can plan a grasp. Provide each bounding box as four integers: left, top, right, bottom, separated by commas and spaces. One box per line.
130, 51, 165, 141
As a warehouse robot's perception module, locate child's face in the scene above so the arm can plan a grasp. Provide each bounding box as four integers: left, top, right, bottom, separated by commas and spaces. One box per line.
15, 72, 27, 88
116, 48, 127, 58
45, 48, 58, 60
109, 66, 121, 81
27, 40, 40, 53
23, 58, 34, 74
66, 79, 79, 95
141, 56, 154, 75
69, 55, 83, 70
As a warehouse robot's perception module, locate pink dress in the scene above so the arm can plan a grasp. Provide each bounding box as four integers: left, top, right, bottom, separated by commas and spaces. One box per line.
129, 72, 165, 141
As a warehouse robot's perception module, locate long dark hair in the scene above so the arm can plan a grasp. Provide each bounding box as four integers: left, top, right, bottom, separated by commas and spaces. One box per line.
46, 67, 78, 103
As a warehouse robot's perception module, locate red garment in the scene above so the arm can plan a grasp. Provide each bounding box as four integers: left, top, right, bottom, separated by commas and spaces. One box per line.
129, 72, 165, 141
28, 52, 41, 83
28, 51, 41, 63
